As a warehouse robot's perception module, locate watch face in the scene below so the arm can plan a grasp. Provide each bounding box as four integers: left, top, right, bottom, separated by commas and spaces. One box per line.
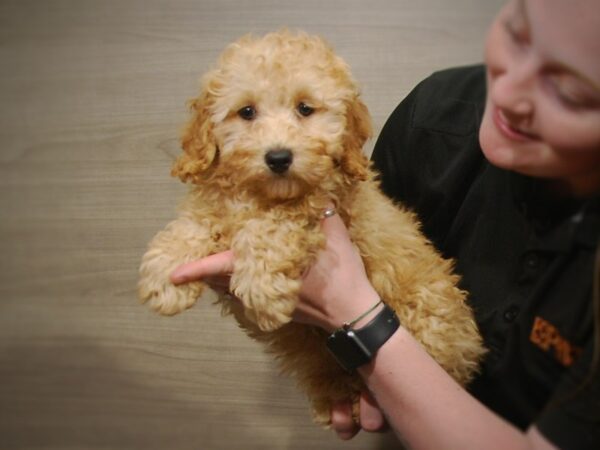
326, 329, 373, 372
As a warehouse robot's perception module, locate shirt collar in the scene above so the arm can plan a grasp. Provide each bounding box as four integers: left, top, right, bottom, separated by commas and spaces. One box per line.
509, 172, 599, 250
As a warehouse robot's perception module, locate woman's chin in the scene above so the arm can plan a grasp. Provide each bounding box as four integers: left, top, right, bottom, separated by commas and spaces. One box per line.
479, 122, 516, 170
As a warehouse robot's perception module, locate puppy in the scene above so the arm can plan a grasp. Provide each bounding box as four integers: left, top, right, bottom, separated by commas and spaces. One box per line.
138, 30, 485, 426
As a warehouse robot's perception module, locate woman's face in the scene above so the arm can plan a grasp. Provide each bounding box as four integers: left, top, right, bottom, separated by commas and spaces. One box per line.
479, 0, 600, 196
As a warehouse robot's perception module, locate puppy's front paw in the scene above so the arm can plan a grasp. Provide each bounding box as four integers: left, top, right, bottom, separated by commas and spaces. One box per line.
231, 272, 299, 331
138, 277, 204, 316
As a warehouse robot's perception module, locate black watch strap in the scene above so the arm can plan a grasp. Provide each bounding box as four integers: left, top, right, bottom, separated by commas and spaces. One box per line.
326, 303, 400, 372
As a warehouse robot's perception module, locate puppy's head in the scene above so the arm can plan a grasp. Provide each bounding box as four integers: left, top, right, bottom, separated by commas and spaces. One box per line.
172, 30, 373, 200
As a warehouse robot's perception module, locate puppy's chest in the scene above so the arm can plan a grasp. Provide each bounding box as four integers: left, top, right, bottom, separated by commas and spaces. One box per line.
203, 206, 319, 252
187, 189, 325, 251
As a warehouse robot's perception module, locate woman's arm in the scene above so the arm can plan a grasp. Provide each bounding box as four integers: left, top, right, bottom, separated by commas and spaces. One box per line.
358, 319, 557, 449
170, 213, 558, 450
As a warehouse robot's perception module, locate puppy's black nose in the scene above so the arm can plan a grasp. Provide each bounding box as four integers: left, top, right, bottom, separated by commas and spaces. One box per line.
265, 148, 293, 174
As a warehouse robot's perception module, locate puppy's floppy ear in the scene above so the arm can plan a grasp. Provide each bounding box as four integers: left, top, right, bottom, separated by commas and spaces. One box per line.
171, 90, 218, 183
341, 96, 373, 181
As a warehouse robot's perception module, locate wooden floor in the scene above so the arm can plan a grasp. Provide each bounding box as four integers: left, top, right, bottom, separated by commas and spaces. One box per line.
0, 1, 502, 448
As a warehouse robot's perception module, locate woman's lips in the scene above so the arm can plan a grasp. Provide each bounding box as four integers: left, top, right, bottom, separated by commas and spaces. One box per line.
493, 107, 540, 142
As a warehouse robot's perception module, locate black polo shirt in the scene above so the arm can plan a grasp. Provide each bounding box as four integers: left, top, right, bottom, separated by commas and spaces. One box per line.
371, 65, 600, 449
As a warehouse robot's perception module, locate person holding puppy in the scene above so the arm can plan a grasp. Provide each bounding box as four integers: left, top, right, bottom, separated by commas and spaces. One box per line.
171, 0, 600, 448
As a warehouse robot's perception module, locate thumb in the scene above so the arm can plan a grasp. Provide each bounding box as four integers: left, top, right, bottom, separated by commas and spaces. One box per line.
170, 250, 235, 285
320, 207, 351, 242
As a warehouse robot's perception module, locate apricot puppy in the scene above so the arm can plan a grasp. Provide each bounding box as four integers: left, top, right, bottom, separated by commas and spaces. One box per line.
138, 30, 485, 425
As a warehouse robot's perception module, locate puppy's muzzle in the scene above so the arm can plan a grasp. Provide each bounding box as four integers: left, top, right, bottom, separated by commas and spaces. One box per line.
265, 148, 293, 174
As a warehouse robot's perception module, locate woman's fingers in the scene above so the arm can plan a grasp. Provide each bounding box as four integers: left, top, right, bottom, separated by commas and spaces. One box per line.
331, 400, 361, 440
331, 392, 387, 440
171, 205, 343, 288
320, 205, 351, 240
360, 391, 387, 432
170, 250, 235, 285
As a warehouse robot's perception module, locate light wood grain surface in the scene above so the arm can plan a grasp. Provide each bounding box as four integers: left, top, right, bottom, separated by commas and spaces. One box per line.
0, 1, 502, 449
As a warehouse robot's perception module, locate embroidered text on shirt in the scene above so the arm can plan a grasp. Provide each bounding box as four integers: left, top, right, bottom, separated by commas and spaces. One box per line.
529, 316, 583, 367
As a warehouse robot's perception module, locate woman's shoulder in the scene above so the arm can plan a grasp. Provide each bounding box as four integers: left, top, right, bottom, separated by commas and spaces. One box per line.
372, 65, 488, 233
420, 64, 486, 93
373, 65, 487, 175
396, 64, 486, 137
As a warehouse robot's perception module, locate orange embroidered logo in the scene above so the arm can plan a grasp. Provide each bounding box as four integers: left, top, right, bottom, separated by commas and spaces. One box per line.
529, 316, 582, 367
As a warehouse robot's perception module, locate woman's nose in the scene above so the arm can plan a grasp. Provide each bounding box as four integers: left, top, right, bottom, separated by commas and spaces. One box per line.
489, 58, 537, 117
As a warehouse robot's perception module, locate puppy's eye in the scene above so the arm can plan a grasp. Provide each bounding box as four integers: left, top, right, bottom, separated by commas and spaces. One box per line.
238, 105, 257, 121
297, 102, 315, 117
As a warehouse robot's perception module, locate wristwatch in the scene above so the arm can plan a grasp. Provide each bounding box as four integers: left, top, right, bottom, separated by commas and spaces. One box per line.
326, 302, 400, 372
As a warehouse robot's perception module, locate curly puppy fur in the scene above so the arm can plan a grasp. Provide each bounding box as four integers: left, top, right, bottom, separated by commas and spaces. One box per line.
138, 30, 486, 426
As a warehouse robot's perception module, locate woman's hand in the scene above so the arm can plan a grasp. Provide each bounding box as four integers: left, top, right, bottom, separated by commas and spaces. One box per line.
331, 391, 388, 440
169, 210, 386, 440
171, 249, 235, 290
292, 210, 381, 331
170, 210, 379, 332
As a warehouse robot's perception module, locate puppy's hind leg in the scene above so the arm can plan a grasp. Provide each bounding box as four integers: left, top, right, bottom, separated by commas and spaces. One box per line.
138, 216, 217, 315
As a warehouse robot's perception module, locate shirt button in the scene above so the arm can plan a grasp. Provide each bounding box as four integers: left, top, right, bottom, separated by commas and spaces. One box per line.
503, 305, 520, 323
523, 252, 540, 270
